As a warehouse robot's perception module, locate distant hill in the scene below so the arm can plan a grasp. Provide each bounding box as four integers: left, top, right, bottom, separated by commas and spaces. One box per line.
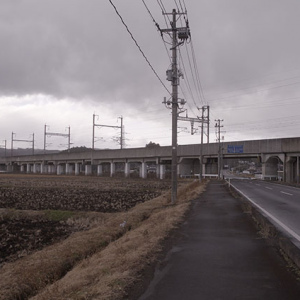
60, 146, 92, 153
0, 148, 59, 157
0, 146, 94, 157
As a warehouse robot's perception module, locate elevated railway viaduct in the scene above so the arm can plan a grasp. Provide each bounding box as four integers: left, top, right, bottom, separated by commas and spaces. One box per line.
0, 137, 300, 183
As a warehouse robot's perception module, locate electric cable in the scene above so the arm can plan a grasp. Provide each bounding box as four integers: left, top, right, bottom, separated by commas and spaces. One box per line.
108, 0, 171, 95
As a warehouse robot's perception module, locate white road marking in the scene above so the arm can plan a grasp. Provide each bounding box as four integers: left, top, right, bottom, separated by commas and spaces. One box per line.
255, 184, 261, 186
230, 183, 300, 243
280, 191, 293, 196
265, 187, 273, 190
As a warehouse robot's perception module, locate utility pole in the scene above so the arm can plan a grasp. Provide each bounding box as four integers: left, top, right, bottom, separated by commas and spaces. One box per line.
199, 105, 210, 144
11, 132, 34, 156
92, 114, 124, 149
92, 114, 97, 150
161, 9, 189, 204
178, 106, 210, 181
119, 116, 124, 149
44, 125, 71, 153
200, 105, 209, 180
171, 9, 178, 205
215, 119, 224, 179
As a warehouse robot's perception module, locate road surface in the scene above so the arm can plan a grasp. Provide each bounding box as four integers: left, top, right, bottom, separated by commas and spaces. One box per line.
229, 178, 300, 247
138, 180, 300, 300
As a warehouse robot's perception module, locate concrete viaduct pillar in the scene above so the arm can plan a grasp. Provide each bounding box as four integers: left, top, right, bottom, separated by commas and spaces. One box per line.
159, 164, 166, 180
57, 164, 64, 175
261, 153, 285, 181
97, 164, 103, 176
33, 163, 37, 174
85, 165, 92, 176
140, 162, 147, 179
125, 162, 130, 178
41, 162, 45, 174
110, 162, 115, 177
75, 163, 80, 175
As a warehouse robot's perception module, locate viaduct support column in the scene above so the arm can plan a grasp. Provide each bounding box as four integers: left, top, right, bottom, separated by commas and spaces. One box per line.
156, 164, 160, 179
97, 164, 103, 176
27, 163, 31, 174
41, 162, 45, 174
125, 162, 130, 178
7, 164, 13, 172
48, 165, 55, 174
110, 162, 115, 177
285, 156, 293, 183
65, 163, 70, 175
57, 164, 63, 175
75, 163, 80, 176
140, 162, 147, 179
159, 165, 166, 180
85, 165, 92, 176
201, 159, 206, 178
66, 163, 74, 175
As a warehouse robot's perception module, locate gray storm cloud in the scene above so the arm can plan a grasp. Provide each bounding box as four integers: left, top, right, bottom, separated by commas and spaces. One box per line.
1, 0, 300, 144
0, 0, 167, 105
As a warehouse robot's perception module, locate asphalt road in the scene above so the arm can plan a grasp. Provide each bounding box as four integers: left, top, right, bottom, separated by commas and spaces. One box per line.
229, 179, 300, 246
138, 181, 300, 300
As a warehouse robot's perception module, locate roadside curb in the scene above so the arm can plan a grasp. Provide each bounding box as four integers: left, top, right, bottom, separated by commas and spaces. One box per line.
227, 181, 300, 272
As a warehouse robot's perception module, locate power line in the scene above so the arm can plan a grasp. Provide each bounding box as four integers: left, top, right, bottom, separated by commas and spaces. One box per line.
190, 39, 206, 105
216, 95, 300, 111
108, 0, 171, 95
207, 66, 300, 98
183, 9, 207, 106
142, 0, 172, 63
208, 78, 300, 102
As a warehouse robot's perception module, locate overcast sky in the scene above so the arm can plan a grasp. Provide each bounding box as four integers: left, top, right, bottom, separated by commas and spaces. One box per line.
1, 0, 300, 151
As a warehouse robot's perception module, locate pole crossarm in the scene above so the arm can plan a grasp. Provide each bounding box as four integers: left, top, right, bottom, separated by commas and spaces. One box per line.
13, 139, 33, 143
160, 26, 189, 33
94, 124, 121, 129
45, 132, 70, 137
178, 116, 203, 123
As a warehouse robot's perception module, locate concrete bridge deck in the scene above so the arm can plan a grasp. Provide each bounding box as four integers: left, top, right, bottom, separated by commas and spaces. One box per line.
0, 137, 300, 183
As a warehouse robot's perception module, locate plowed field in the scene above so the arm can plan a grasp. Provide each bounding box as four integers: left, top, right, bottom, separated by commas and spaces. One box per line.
0, 174, 171, 266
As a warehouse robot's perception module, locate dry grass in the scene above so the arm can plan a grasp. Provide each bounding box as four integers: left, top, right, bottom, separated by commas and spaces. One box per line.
0, 179, 207, 300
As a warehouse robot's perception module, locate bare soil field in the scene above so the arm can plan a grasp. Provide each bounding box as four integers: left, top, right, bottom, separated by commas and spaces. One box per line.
0, 174, 170, 265
0, 174, 206, 300
0, 174, 167, 212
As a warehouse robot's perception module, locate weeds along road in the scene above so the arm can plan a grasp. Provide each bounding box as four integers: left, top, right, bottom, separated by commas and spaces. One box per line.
229, 179, 300, 247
